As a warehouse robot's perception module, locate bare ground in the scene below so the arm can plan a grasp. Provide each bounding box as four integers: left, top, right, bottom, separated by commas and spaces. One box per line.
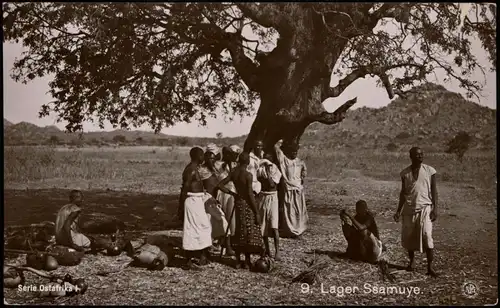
3, 169, 497, 305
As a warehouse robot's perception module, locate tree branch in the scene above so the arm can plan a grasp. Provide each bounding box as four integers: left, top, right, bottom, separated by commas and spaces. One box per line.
237, 3, 288, 30
326, 62, 425, 100
370, 3, 413, 24
313, 97, 357, 125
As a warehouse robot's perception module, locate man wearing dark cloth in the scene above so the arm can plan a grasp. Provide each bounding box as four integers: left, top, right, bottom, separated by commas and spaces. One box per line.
217, 152, 265, 269
340, 200, 383, 264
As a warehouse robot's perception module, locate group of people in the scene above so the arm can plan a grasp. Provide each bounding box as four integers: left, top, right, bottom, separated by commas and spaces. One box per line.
53, 142, 438, 277
178, 139, 309, 269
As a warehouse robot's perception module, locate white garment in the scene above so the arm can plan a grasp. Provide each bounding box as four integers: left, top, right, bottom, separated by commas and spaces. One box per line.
275, 147, 307, 191
247, 151, 263, 194
400, 164, 436, 214
182, 192, 213, 251
257, 160, 282, 185
275, 145, 308, 236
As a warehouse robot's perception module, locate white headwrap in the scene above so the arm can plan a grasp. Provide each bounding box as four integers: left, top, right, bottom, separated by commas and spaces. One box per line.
206, 143, 220, 155
229, 144, 242, 154
257, 160, 282, 184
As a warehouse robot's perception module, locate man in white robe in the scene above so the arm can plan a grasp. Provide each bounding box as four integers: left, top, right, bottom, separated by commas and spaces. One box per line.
274, 140, 308, 238
394, 146, 438, 277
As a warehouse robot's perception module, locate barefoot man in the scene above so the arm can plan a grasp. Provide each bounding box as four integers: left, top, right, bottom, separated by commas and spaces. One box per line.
200, 144, 229, 243
216, 145, 241, 256
180, 147, 212, 268
217, 152, 265, 269
274, 140, 308, 238
394, 146, 439, 277
257, 153, 282, 260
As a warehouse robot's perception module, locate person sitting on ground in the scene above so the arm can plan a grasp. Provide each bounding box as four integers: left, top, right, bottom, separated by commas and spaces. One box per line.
339, 200, 384, 264
55, 190, 92, 252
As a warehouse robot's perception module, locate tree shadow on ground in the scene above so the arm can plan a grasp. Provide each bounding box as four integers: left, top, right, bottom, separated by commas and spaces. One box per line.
4, 189, 181, 232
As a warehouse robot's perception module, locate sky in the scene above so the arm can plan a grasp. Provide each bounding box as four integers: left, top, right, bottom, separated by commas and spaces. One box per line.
2, 5, 497, 138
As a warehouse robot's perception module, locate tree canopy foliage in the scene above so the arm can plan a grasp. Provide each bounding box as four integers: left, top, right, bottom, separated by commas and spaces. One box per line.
3, 3, 496, 149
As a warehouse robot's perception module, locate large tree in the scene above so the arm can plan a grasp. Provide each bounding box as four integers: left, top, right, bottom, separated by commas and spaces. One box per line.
3, 3, 496, 151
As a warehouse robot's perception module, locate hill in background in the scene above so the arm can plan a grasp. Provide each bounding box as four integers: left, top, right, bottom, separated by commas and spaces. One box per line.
3, 83, 496, 152
304, 83, 496, 152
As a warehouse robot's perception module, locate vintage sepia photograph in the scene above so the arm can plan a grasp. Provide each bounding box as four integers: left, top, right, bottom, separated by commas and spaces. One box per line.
3, 2, 497, 305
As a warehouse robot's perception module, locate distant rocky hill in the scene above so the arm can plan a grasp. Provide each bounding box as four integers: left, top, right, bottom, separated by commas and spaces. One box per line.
3, 83, 496, 151
304, 83, 496, 151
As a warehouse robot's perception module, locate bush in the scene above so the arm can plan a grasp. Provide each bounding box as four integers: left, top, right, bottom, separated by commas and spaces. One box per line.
48, 135, 61, 146
113, 135, 127, 143
445, 131, 472, 162
386, 142, 398, 152
178, 137, 189, 146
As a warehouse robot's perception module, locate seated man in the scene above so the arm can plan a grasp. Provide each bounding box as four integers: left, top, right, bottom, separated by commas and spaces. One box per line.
340, 200, 384, 264
55, 190, 92, 252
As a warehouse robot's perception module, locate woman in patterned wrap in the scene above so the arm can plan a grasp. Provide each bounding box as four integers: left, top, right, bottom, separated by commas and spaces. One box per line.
217, 152, 265, 269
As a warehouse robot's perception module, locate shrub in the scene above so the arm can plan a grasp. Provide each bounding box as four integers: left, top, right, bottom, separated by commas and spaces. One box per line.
386, 142, 398, 152
445, 131, 472, 162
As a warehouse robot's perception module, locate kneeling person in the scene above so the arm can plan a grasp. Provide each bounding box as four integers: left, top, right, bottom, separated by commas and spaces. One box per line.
340, 200, 383, 264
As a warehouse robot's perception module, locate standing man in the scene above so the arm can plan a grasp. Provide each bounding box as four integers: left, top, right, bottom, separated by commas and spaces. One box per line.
180, 147, 212, 269
216, 145, 241, 256
394, 147, 438, 277
256, 153, 282, 260
274, 140, 308, 238
198, 144, 229, 245
247, 140, 264, 195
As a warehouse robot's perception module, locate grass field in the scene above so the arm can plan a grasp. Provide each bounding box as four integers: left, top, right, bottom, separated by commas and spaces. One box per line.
3, 145, 498, 305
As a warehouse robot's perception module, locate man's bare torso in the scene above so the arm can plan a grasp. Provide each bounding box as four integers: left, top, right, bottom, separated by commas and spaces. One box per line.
231, 166, 253, 202
183, 162, 204, 193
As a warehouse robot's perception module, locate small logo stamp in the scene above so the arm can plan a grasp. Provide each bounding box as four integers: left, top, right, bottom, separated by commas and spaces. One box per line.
462, 281, 479, 299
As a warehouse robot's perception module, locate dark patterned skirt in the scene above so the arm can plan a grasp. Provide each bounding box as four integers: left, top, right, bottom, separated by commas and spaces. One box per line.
232, 198, 265, 254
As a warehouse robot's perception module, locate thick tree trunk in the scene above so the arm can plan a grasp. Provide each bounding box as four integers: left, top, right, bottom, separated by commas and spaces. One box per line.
242, 6, 350, 153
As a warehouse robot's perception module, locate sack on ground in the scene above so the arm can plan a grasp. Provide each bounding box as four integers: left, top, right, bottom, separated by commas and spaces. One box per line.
132, 244, 169, 269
